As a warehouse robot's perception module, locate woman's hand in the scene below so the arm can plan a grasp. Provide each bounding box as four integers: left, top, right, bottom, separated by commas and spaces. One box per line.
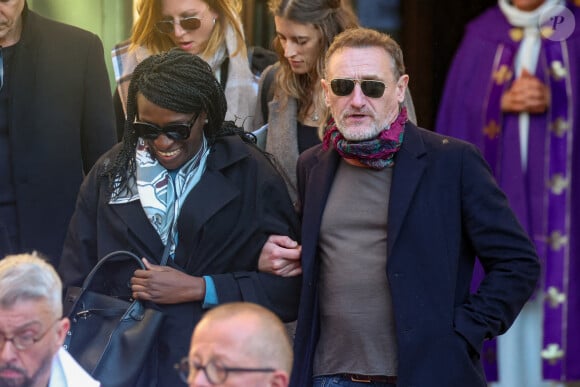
131, 258, 205, 304
258, 235, 302, 277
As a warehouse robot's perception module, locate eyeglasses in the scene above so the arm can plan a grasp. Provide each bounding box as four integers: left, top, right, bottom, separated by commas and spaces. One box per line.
155, 16, 202, 34
175, 357, 275, 385
0, 319, 61, 351
330, 78, 387, 98
133, 114, 199, 141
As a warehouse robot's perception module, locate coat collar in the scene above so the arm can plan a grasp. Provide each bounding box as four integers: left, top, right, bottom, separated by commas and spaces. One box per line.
110, 137, 251, 266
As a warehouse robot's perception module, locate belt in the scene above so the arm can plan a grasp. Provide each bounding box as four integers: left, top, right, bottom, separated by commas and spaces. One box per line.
342, 373, 397, 384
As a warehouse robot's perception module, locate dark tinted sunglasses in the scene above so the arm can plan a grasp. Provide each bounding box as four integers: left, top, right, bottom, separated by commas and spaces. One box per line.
155, 16, 202, 34
133, 114, 198, 141
330, 78, 386, 98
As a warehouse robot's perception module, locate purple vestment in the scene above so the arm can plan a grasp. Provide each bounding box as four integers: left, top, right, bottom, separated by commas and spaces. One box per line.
436, 3, 580, 382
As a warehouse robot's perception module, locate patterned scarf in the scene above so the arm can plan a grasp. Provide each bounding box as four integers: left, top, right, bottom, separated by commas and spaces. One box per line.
322, 107, 407, 169
110, 136, 210, 258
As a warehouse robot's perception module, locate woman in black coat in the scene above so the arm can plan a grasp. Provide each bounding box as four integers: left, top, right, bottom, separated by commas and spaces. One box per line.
59, 49, 301, 387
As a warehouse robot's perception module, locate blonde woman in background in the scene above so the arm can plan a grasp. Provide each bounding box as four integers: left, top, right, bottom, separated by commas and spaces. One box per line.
112, 0, 268, 137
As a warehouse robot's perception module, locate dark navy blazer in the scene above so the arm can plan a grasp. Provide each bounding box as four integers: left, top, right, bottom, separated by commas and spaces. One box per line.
291, 123, 540, 387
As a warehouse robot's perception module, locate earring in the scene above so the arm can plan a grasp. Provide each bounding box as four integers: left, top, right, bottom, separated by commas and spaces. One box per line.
212, 18, 216, 25
204, 119, 209, 124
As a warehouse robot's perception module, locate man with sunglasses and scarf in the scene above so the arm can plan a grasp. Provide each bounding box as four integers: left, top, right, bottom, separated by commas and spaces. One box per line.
288, 28, 540, 387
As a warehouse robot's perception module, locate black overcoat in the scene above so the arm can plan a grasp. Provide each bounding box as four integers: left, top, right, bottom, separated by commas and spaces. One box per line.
60, 136, 302, 386
4, 6, 116, 264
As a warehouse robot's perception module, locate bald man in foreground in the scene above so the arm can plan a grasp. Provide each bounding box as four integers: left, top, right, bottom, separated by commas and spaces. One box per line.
185, 302, 292, 387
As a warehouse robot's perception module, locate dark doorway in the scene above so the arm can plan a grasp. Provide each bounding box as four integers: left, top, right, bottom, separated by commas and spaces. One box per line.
401, 0, 496, 129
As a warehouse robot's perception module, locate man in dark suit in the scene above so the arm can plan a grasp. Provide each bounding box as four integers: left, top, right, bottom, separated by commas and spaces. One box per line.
0, 1, 116, 265
289, 27, 540, 387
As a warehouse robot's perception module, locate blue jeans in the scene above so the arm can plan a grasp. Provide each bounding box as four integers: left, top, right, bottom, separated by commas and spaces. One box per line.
313, 375, 396, 387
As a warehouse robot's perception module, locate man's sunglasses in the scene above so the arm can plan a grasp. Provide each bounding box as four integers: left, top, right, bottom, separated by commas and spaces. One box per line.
330, 78, 387, 98
155, 16, 202, 34
133, 114, 199, 141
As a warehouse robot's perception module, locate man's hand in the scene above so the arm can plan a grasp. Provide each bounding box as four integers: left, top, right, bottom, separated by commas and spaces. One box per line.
501, 68, 549, 114
258, 235, 302, 277
131, 258, 205, 304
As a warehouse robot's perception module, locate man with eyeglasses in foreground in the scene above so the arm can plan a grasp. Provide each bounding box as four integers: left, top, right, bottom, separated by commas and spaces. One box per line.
184, 302, 292, 386
0, 253, 99, 387
284, 27, 540, 387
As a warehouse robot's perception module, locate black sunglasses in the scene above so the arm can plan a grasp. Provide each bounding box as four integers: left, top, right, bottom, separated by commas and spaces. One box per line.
133, 114, 199, 141
330, 78, 386, 98
155, 16, 202, 34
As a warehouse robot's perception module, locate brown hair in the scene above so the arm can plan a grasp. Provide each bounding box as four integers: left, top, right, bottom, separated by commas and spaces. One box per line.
325, 27, 406, 79
268, 0, 358, 120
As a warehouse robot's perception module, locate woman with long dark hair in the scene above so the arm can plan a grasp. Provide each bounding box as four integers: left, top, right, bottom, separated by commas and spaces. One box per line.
59, 49, 301, 387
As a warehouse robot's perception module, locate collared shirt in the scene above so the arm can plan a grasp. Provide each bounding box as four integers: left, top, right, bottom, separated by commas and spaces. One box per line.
49, 348, 100, 387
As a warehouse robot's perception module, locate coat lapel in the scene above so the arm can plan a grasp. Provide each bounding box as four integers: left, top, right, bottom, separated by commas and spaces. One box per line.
110, 169, 240, 268
300, 148, 340, 280
110, 139, 247, 268
387, 123, 428, 257
111, 200, 164, 261
173, 142, 245, 268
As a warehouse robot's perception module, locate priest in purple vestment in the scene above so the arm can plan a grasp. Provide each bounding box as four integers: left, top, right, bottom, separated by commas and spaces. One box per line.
436, 0, 580, 384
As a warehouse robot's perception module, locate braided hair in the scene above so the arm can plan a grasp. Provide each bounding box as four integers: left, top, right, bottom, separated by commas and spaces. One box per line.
103, 49, 255, 197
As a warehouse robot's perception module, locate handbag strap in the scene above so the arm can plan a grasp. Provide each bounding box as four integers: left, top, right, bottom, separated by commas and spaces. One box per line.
73, 248, 169, 311
80, 251, 145, 291
67, 251, 145, 313
65, 250, 146, 321
159, 240, 171, 267
80, 247, 170, 295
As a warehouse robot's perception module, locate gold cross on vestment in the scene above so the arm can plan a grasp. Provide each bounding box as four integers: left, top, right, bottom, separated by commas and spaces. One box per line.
483, 120, 501, 139
493, 65, 513, 85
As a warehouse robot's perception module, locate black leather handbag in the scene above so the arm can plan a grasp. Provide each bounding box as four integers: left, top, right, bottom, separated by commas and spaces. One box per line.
63, 251, 164, 387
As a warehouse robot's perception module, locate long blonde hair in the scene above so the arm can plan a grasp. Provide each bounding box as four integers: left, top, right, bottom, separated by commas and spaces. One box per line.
130, 0, 247, 58
268, 0, 358, 120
